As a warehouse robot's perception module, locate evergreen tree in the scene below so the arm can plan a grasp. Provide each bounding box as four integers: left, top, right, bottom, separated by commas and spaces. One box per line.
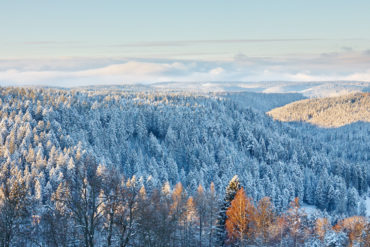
216, 175, 241, 246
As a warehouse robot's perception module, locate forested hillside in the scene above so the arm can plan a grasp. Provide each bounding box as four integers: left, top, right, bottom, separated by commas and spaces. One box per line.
0, 87, 368, 246
221, 91, 305, 112
268, 93, 370, 127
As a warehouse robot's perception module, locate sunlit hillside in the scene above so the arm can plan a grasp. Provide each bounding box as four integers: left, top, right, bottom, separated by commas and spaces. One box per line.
268, 93, 370, 128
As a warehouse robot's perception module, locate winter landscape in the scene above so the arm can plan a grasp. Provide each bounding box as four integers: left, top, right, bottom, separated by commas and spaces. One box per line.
1, 1, 370, 246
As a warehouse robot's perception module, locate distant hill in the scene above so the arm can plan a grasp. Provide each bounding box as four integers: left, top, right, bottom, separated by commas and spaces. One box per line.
221, 92, 306, 112
151, 81, 370, 97
267, 93, 370, 127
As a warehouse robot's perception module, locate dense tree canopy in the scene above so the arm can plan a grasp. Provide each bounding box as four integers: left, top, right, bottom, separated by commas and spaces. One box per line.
0, 86, 368, 246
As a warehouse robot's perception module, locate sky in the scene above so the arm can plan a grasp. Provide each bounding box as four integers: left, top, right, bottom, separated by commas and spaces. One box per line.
1, 0, 370, 86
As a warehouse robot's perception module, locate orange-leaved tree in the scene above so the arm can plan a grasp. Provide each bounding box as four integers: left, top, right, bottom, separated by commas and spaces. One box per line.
255, 197, 275, 243
315, 218, 330, 241
286, 197, 306, 247
225, 187, 256, 246
334, 216, 367, 247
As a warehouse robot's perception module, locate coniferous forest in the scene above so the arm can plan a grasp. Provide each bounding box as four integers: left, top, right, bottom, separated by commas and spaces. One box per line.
0, 87, 369, 246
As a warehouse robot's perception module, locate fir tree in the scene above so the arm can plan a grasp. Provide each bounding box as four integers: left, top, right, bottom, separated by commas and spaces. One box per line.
216, 175, 241, 246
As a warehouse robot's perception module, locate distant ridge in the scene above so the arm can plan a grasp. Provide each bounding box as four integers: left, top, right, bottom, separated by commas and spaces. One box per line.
267, 93, 370, 127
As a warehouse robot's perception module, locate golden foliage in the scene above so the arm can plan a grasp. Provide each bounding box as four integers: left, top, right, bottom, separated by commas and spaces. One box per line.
255, 197, 275, 242
315, 218, 330, 241
334, 216, 367, 246
225, 187, 256, 245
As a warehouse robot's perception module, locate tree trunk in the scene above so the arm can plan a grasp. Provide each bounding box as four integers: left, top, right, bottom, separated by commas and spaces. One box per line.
199, 218, 202, 247
107, 211, 114, 247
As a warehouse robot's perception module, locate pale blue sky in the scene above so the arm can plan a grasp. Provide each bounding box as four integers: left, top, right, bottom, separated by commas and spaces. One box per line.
0, 0, 370, 85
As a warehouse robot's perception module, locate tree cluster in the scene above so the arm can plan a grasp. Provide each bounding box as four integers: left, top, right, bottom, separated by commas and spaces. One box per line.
0, 153, 221, 246
221, 179, 370, 247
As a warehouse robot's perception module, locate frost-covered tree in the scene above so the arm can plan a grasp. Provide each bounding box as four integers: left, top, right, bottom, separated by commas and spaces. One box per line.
216, 175, 241, 246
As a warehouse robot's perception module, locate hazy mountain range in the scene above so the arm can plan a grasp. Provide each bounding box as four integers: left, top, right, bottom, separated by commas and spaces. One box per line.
6, 80, 370, 98
98, 80, 370, 98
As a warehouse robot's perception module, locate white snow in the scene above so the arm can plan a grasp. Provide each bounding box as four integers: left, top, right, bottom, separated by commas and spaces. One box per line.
302, 204, 319, 216
366, 197, 370, 217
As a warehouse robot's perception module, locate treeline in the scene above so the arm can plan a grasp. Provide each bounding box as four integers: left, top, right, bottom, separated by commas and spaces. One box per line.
1, 159, 368, 246
222, 177, 370, 247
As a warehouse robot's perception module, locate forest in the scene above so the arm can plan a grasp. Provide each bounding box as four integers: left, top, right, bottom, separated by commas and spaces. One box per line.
0, 86, 369, 246
268, 93, 370, 127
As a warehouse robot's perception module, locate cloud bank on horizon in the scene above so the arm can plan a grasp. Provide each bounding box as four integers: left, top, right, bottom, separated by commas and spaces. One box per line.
1, 49, 370, 88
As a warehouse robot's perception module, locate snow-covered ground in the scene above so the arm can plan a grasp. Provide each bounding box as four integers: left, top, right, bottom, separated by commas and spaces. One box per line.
366, 197, 370, 217
302, 203, 319, 216
303, 199, 370, 218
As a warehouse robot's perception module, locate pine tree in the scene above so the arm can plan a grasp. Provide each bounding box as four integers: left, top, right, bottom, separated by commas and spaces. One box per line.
216, 175, 241, 246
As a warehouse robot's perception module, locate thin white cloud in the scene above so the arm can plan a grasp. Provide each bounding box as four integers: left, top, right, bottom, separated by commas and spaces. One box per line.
209, 67, 225, 76
111, 38, 323, 48
0, 50, 369, 88
76, 62, 186, 76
